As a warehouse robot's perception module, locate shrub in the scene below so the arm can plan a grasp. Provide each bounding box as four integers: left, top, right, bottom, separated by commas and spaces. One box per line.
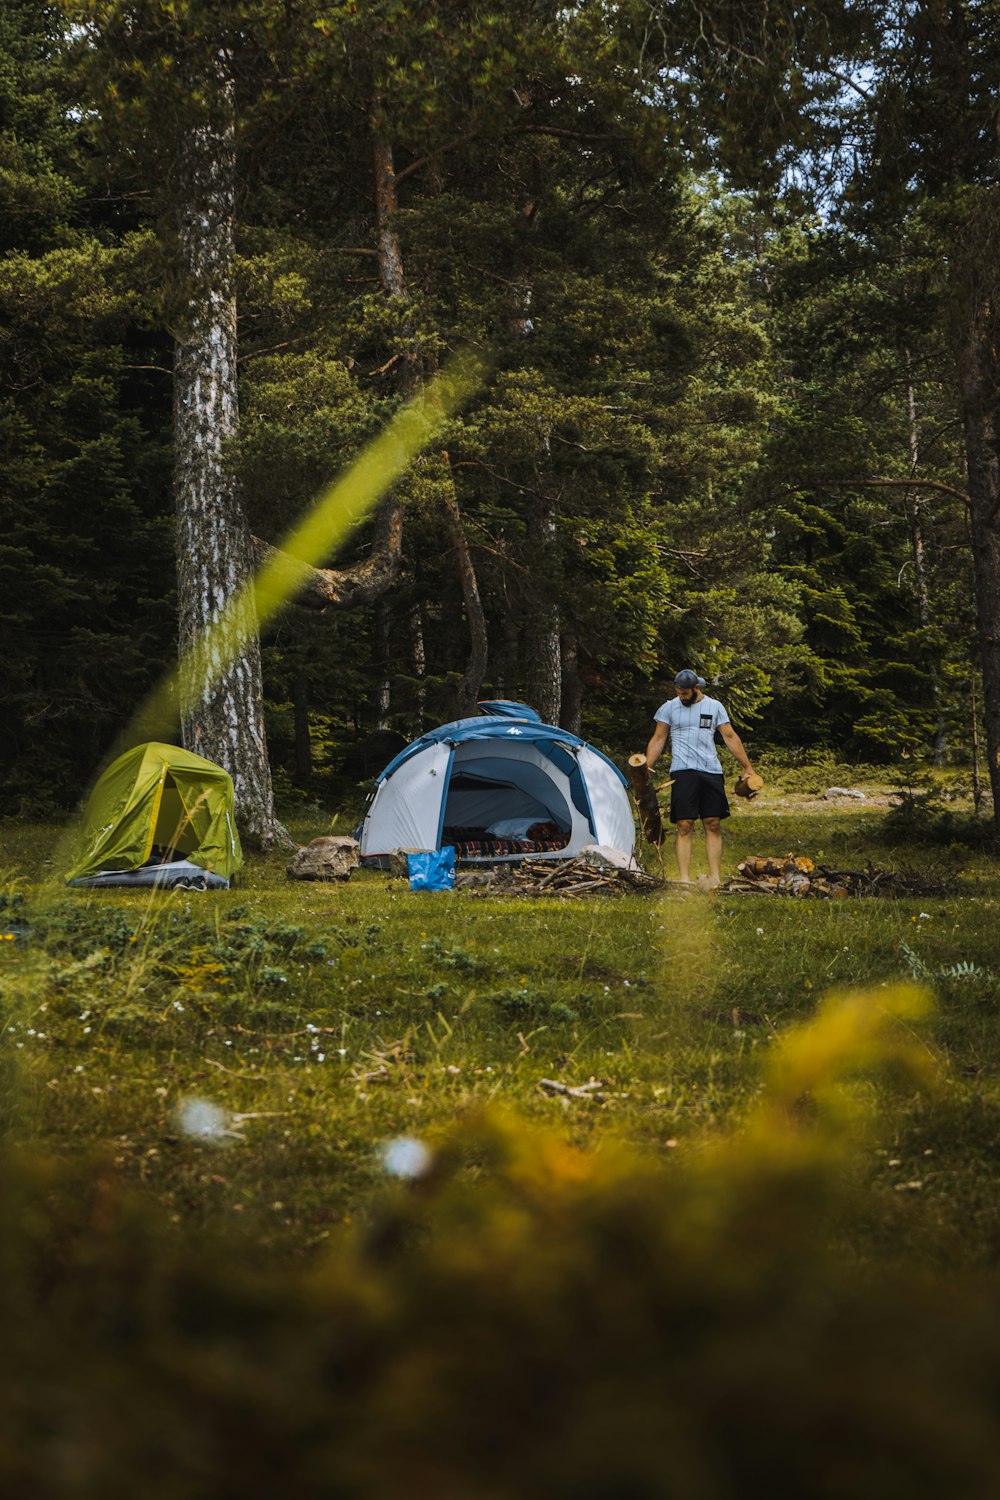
751, 749, 896, 794
881, 776, 993, 847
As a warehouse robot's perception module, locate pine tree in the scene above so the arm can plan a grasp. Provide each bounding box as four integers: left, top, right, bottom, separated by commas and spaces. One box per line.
64, 0, 301, 842
0, 0, 174, 811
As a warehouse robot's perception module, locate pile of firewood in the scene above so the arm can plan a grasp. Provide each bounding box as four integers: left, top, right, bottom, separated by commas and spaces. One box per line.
726, 855, 949, 899
504, 856, 664, 898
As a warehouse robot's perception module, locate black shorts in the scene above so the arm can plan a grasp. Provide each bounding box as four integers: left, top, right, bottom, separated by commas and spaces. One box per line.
669, 770, 730, 823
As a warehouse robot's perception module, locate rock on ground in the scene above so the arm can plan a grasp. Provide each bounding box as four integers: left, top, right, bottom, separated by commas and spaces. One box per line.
286, 836, 360, 882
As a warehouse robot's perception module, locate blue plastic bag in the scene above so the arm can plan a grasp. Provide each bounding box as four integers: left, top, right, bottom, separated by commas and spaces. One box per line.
407, 847, 456, 892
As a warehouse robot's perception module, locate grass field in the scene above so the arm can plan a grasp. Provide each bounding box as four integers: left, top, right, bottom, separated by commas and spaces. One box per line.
3, 778, 999, 1269
5, 780, 1000, 1494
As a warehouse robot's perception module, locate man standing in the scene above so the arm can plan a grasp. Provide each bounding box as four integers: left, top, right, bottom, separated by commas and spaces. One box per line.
645, 669, 757, 887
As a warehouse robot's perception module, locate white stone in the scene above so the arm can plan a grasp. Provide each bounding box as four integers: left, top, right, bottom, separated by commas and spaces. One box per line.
578, 844, 640, 872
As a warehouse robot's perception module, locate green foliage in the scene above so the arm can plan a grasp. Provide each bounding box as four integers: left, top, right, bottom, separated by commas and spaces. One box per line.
751, 748, 896, 793
0, 6, 173, 813
0, 0, 987, 813
881, 776, 993, 849
489, 983, 580, 1025
220, 12, 802, 759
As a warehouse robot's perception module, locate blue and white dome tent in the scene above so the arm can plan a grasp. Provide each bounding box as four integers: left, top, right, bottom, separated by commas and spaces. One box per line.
358, 701, 636, 865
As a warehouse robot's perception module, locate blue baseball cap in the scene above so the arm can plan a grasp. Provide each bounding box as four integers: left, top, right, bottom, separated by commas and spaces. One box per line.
674, 669, 700, 689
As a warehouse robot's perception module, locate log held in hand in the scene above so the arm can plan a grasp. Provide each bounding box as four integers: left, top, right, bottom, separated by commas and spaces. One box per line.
628, 753, 665, 846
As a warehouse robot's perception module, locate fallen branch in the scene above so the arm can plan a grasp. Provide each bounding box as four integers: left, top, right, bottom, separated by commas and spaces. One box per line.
202, 1057, 271, 1081
537, 1077, 609, 1102
508, 856, 664, 898
250, 498, 402, 613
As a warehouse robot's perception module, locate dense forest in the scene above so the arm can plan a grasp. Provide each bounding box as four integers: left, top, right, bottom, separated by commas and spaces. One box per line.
2, 0, 995, 836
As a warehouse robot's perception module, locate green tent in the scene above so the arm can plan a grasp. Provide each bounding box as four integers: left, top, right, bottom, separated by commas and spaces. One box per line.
66, 742, 243, 889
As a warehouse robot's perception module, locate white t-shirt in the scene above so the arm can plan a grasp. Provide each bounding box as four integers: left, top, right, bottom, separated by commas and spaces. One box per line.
654, 694, 730, 774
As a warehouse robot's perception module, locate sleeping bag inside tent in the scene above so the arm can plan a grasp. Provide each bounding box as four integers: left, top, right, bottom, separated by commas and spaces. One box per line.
66, 742, 243, 889
358, 702, 635, 864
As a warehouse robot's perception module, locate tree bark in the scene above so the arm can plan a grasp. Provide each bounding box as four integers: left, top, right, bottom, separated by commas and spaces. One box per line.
372, 124, 406, 310
338, 101, 417, 732
410, 603, 427, 729
527, 499, 561, 724
172, 50, 285, 847
443, 477, 488, 716
560, 630, 582, 734
496, 591, 520, 700
903, 355, 946, 764
956, 301, 1000, 838
371, 105, 418, 373
373, 600, 391, 732
972, 671, 984, 816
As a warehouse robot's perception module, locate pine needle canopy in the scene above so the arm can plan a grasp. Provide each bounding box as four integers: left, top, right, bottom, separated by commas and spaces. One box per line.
66, 743, 243, 885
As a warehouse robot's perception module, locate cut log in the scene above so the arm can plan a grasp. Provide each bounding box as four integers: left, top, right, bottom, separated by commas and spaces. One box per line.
739, 854, 814, 878
727, 854, 951, 899
628, 753, 665, 846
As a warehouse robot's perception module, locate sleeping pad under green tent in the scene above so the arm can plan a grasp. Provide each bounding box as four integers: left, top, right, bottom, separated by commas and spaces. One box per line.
66, 742, 243, 890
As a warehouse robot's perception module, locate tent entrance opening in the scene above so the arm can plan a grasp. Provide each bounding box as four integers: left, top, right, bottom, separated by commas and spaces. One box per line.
145, 775, 204, 865
441, 763, 572, 856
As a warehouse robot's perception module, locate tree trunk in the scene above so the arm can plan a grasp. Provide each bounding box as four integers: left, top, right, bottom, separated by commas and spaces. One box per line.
560, 630, 582, 734
172, 51, 284, 846
496, 588, 519, 700
903, 355, 946, 764
372, 116, 404, 300
356, 103, 417, 728
374, 600, 391, 731
410, 603, 427, 729
956, 303, 1000, 838
527, 499, 561, 723
372, 103, 419, 402
972, 671, 984, 816
443, 475, 488, 716
529, 610, 561, 726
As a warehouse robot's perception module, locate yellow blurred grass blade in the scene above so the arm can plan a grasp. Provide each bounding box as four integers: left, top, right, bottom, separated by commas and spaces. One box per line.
53, 348, 487, 881
141, 348, 486, 746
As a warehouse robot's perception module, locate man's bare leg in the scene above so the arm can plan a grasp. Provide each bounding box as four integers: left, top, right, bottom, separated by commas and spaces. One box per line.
704, 817, 723, 887
675, 819, 695, 882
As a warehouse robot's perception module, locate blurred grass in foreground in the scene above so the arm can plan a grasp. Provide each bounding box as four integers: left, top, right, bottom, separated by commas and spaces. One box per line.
3, 980, 1000, 1498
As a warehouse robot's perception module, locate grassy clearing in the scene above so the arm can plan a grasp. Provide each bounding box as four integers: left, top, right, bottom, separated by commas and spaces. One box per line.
1, 789, 999, 1265
6, 788, 1000, 1493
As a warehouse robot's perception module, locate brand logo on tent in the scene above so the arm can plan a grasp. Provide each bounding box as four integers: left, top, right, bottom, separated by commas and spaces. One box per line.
506, 728, 524, 735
